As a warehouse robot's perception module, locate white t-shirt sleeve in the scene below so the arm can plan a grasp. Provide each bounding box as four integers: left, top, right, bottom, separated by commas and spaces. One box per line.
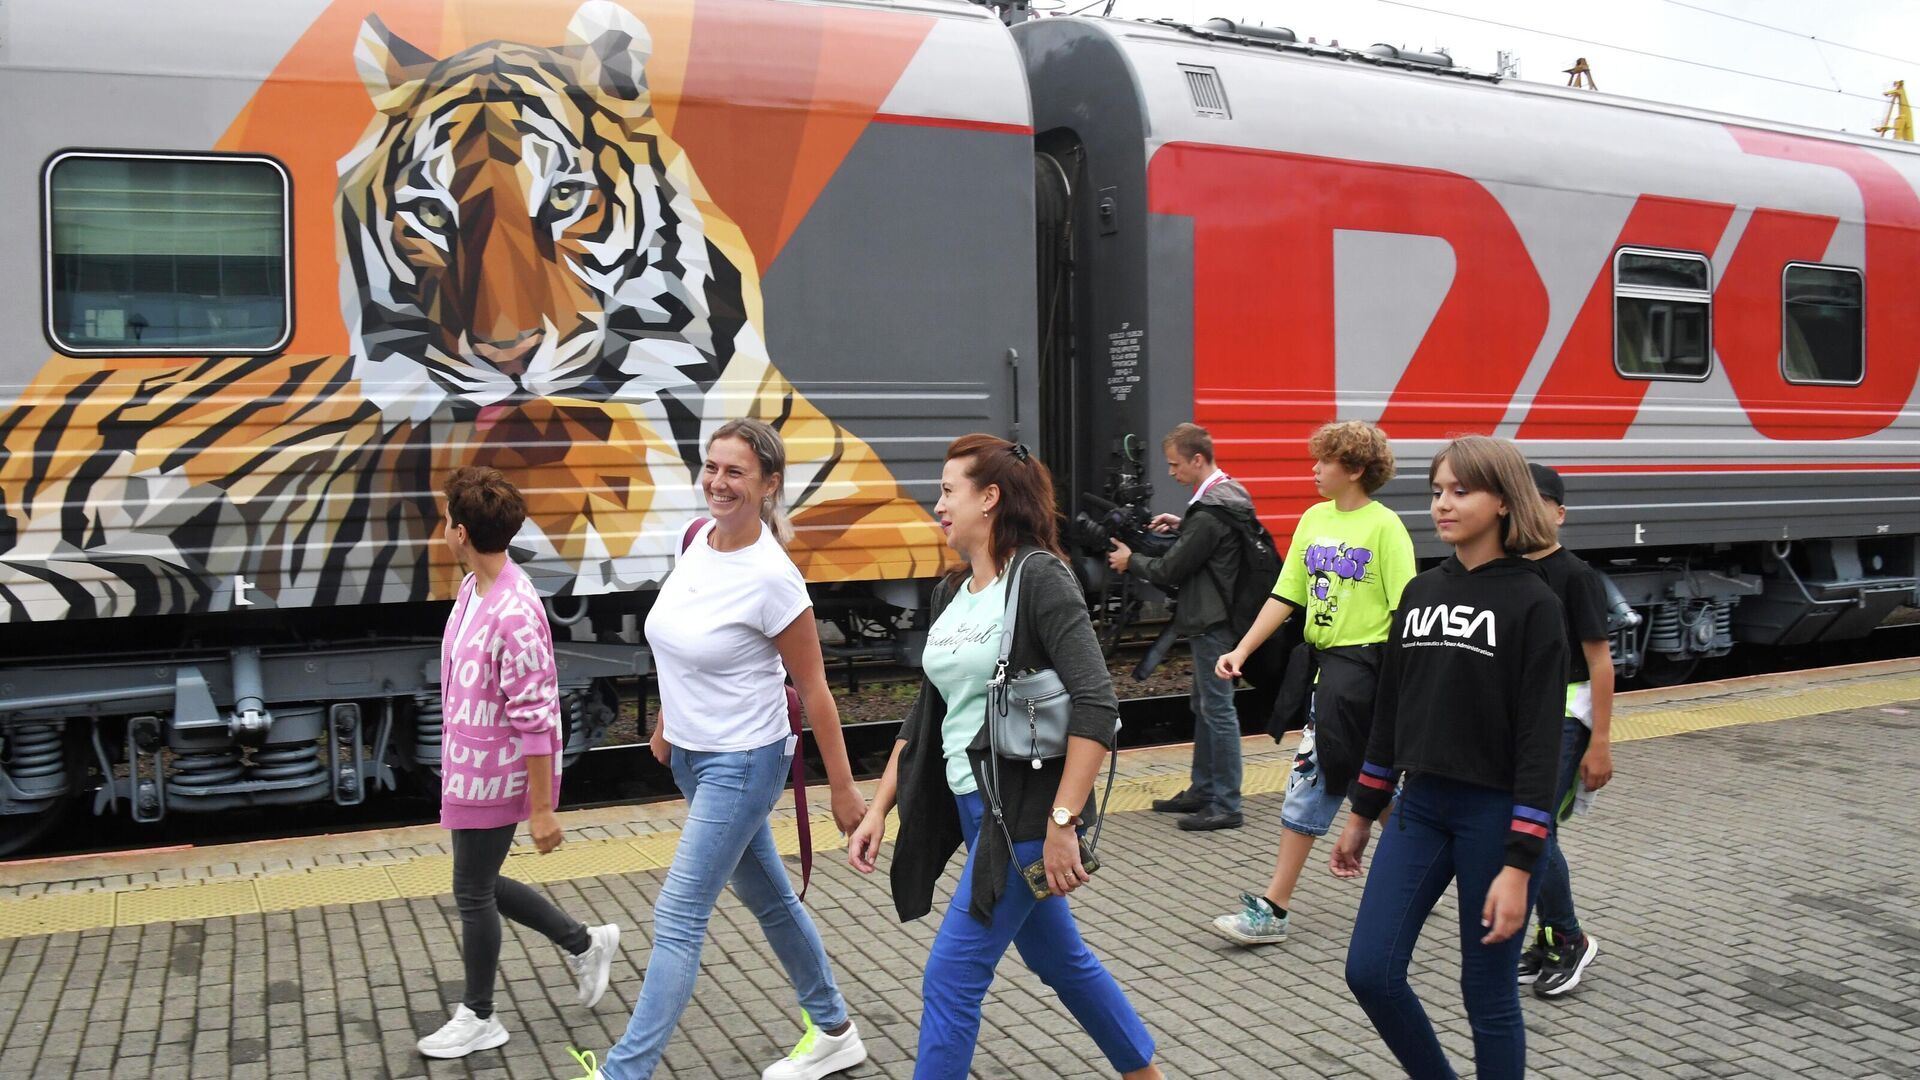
759, 557, 813, 639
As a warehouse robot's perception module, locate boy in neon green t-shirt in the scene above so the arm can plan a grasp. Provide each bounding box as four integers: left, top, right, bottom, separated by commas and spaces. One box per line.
1212, 420, 1415, 946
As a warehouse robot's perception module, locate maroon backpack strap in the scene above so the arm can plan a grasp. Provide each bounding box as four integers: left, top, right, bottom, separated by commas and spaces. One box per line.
679, 517, 710, 554
786, 684, 811, 900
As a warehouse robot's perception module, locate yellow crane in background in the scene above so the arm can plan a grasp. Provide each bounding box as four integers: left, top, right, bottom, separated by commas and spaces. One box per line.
1877, 81, 1913, 141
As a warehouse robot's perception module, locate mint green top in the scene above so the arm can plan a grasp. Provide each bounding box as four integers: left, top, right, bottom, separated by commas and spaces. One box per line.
922, 576, 1008, 795
1273, 499, 1417, 649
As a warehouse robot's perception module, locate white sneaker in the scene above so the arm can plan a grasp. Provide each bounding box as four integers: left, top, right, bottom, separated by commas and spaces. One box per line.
416, 1004, 509, 1059
565, 924, 620, 1008
761, 1011, 868, 1080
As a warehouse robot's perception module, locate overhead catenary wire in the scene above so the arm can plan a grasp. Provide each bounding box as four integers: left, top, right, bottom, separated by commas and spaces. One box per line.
1659, 0, 1920, 71
1374, 0, 1892, 108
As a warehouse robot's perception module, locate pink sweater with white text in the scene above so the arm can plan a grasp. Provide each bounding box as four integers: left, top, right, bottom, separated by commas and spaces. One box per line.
438, 561, 564, 830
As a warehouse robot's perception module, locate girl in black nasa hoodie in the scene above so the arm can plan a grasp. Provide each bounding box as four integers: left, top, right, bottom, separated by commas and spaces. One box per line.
1332, 435, 1567, 1080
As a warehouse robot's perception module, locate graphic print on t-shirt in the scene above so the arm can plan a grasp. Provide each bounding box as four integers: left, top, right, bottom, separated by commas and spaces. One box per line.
1304, 541, 1377, 627
1275, 501, 1416, 650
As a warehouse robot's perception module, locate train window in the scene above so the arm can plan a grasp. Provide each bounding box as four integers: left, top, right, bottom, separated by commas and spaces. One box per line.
1613, 248, 1712, 380
1781, 263, 1864, 385
43, 151, 291, 356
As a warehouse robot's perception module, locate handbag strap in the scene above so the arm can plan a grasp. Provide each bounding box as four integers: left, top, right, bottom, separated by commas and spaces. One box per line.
680, 516, 813, 899
978, 552, 1121, 877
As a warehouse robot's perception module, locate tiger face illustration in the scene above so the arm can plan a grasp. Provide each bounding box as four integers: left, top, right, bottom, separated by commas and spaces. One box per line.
339, 1, 736, 426
0, 0, 954, 624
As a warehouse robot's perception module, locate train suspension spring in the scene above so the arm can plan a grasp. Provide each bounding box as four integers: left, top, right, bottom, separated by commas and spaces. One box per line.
168, 747, 246, 794
3, 721, 68, 799
248, 742, 326, 784
413, 694, 445, 769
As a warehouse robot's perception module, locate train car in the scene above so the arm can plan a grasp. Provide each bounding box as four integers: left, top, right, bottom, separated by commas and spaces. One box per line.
0, 0, 1036, 851
1018, 16, 1920, 681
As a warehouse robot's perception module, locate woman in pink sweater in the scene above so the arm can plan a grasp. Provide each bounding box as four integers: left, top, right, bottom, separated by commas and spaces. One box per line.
416, 466, 622, 1060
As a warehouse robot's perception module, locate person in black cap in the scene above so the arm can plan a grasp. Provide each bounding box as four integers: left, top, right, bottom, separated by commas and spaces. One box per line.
1518, 461, 1615, 998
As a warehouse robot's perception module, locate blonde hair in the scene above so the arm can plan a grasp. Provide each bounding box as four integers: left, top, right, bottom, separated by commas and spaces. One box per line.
1307, 420, 1397, 494
708, 418, 794, 546
1427, 436, 1557, 555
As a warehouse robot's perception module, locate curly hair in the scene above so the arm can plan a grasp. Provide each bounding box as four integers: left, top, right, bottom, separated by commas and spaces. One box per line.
1307, 420, 1397, 494
443, 465, 526, 554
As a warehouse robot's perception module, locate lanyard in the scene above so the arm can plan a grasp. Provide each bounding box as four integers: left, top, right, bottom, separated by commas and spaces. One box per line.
1191, 469, 1229, 504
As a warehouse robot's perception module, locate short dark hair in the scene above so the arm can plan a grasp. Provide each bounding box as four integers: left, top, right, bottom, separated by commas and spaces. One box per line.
443, 466, 525, 554
1163, 422, 1214, 463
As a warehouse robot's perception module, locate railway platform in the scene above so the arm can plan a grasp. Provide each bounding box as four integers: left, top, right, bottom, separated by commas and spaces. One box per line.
2, 660, 1917, 1079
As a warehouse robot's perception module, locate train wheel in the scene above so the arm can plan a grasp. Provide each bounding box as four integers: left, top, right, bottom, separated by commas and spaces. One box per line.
0, 796, 76, 859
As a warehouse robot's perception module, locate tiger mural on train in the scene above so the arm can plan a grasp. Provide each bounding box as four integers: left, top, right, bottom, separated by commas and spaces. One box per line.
0, 1, 952, 623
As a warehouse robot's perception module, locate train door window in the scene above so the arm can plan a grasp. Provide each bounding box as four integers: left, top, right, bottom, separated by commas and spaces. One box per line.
1613, 248, 1712, 380
1781, 263, 1864, 385
44, 151, 291, 355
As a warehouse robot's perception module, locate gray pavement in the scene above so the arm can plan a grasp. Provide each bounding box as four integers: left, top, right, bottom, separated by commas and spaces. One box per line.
1, 699, 1916, 1079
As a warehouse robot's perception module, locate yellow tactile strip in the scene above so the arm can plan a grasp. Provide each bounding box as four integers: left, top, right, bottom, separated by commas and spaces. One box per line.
0, 674, 1912, 941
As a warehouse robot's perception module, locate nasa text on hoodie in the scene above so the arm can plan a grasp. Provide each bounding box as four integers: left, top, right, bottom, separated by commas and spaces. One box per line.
1348, 555, 1568, 872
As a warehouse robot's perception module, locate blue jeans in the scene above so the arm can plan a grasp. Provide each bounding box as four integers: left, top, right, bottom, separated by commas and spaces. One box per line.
600, 741, 846, 1079
915, 793, 1155, 1080
1345, 775, 1543, 1080
1187, 627, 1242, 815
1535, 715, 1590, 940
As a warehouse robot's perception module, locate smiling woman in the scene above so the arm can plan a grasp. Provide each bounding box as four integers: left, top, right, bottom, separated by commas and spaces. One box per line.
609, 416, 872, 1080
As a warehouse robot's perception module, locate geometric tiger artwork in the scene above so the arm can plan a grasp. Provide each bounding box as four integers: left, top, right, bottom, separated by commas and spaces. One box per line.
0, 1, 954, 621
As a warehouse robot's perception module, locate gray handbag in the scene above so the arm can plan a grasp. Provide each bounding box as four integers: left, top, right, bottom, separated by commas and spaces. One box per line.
988, 551, 1074, 767
979, 550, 1121, 899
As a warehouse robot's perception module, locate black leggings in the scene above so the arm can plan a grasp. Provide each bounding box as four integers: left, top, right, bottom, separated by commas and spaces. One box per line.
452, 824, 590, 1017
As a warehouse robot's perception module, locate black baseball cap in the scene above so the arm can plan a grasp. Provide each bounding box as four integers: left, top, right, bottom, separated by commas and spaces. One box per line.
1528, 462, 1566, 505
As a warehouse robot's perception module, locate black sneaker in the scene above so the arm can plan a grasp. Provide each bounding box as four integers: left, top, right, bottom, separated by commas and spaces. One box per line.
1534, 933, 1599, 998
1151, 789, 1207, 814
1516, 928, 1548, 985
1176, 810, 1244, 831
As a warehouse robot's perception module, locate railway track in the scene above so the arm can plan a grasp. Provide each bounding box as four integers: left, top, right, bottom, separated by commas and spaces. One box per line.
9, 622, 1918, 862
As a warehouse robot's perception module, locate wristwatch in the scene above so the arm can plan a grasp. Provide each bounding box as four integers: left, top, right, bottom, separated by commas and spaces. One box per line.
1050, 806, 1079, 828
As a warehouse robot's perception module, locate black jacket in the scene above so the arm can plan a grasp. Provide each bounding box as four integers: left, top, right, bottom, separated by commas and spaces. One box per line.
1128, 476, 1254, 636
1269, 641, 1381, 797
891, 547, 1120, 924
1347, 556, 1568, 872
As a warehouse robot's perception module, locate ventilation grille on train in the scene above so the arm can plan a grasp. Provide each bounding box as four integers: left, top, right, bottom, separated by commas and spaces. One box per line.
1181, 64, 1231, 119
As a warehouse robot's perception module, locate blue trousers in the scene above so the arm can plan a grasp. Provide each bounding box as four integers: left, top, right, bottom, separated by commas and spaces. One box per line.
1535, 715, 1590, 939
1345, 775, 1543, 1080
915, 792, 1156, 1080
1187, 626, 1243, 815
601, 741, 846, 1079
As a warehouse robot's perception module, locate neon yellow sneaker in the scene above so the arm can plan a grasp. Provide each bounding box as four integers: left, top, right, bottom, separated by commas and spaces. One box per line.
566, 1047, 602, 1079
760, 1009, 867, 1080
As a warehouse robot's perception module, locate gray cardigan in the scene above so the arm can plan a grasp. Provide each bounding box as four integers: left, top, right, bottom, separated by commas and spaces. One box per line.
890, 546, 1120, 924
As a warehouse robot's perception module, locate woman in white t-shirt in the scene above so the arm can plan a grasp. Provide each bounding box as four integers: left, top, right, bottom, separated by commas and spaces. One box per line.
589, 419, 870, 1080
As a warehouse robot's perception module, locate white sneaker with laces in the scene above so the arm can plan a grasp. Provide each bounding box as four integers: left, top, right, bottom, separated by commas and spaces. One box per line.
416, 1004, 509, 1059
761, 1011, 868, 1080
566, 923, 620, 1008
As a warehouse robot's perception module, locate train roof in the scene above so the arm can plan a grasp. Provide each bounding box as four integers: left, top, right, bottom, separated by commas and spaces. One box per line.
1062, 15, 1920, 161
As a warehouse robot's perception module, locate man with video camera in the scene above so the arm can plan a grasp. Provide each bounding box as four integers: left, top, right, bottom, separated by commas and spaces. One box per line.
1107, 423, 1258, 831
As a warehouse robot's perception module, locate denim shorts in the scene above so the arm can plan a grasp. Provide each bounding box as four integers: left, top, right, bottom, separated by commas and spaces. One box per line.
1280, 725, 1347, 838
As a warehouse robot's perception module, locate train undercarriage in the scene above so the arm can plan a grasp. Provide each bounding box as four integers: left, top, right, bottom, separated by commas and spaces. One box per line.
2, 533, 1915, 856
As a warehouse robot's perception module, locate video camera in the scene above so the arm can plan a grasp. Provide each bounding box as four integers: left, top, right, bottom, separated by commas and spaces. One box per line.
1065, 481, 1177, 560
